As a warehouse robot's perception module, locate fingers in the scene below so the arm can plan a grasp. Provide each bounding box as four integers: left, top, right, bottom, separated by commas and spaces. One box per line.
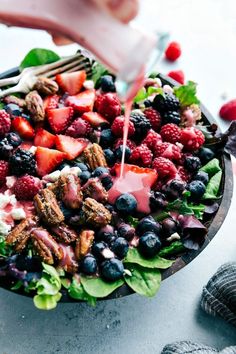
92, 0, 139, 23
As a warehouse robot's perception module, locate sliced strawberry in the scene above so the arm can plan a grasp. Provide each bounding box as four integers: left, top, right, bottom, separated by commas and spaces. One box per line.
34, 128, 56, 148
19, 141, 34, 151
82, 112, 109, 127
113, 163, 158, 186
47, 107, 73, 134
11, 116, 35, 139
56, 70, 86, 95
36, 147, 65, 177
65, 89, 95, 113
43, 94, 60, 110
55, 135, 89, 160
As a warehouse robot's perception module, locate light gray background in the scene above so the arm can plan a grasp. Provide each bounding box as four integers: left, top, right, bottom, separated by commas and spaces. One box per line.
0, 1, 236, 353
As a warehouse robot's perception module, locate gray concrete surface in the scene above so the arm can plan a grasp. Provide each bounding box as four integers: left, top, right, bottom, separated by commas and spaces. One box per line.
0, 1, 236, 353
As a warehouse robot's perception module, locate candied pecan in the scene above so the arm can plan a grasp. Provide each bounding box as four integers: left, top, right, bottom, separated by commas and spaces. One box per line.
58, 244, 78, 273
84, 143, 107, 170
34, 188, 64, 225
33, 77, 59, 96
75, 229, 94, 260
58, 174, 83, 209
3, 95, 26, 108
50, 223, 79, 244
31, 227, 63, 264
82, 198, 111, 227
6, 217, 38, 252
82, 177, 108, 203
25, 90, 45, 123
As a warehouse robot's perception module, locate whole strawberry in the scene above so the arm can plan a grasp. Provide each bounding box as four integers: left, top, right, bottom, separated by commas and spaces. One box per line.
154, 142, 182, 161
130, 144, 153, 167
180, 127, 205, 151
219, 99, 236, 121
13, 174, 42, 200
152, 157, 177, 180
66, 117, 92, 138
160, 123, 181, 144
144, 108, 161, 131
0, 110, 11, 137
111, 116, 135, 137
142, 130, 162, 151
96, 93, 121, 121
0, 160, 9, 186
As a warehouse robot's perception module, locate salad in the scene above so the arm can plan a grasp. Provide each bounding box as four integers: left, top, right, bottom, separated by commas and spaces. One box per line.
0, 48, 232, 310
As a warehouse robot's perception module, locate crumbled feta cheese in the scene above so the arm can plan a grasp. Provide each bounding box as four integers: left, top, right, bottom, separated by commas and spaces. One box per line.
102, 248, 115, 259
44, 170, 61, 182
155, 78, 162, 88
69, 167, 81, 176
60, 166, 71, 175
167, 232, 181, 242
11, 208, 26, 220
6, 176, 17, 189
163, 84, 174, 94
0, 220, 11, 236
9, 194, 17, 206
83, 80, 95, 90
0, 194, 11, 209
29, 146, 37, 154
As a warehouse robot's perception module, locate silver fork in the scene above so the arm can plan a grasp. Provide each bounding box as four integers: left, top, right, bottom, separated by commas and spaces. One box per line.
0, 52, 93, 98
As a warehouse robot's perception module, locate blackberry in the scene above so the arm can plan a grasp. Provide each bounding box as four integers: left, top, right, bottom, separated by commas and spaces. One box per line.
130, 110, 151, 138
144, 99, 152, 107
152, 93, 180, 114
9, 148, 36, 176
5, 132, 22, 148
162, 111, 181, 125
0, 138, 13, 159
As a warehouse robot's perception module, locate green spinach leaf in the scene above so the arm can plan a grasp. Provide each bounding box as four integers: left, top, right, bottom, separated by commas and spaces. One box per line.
91, 62, 109, 87
33, 293, 62, 310
174, 81, 200, 106
20, 48, 60, 70
167, 199, 205, 219
80, 276, 124, 298
124, 264, 161, 297
203, 170, 222, 199
159, 241, 186, 257
124, 248, 174, 269
200, 158, 221, 177
68, 277, 96, 306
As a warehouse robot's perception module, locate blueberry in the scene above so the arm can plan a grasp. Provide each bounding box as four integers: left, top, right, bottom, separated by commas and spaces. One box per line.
114, 146, 131, 161
15, 255, 42, 272
150, 191, 168, 211
100, 175, 113, 190
100, 75, 116, 93
59, 202, 75, 220
80, 170, 91, 184
163, 179, 186, 200
115, 193, 137, 214
80, 255, 98, 275
136, 216, 162, 237
104, 149, 115, 166
100, 129, 114, 148
4, 103, 22, 117
92, 167, 109, 178
111, 237, 129, 259
198, 147, 215, 163
193, 171, 209, 185
101, 258, 124, 281
161, 218, 179, 238
97, 225, 117, 244
187, 180, 206, 201
138, 232, 162, 258
5, 132, 22, 148
117, 222, 135, 241
92, 241, 114, 261
184, 156, 201, 172
73, 162, 89, 171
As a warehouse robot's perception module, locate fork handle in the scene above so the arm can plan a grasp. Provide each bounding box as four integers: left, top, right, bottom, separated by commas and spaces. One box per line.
0, 0, 156, 83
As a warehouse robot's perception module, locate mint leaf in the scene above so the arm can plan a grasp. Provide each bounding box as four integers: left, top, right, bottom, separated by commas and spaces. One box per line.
124, 248, 174, 269
20, 48, 60, 70
200, 158, 221, 177
124, 264, 161, 297
68, 277, 96, 305
174, 81, 200, 106
203, 170, 222, 199
33, 293, 62, 310
80, 276, 124, 298
159, 241, 186, 257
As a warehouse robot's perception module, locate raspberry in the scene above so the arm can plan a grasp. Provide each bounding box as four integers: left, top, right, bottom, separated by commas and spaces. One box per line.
66, 117, 92, 137
180, 127, 205, 151
13, 174, 42, 200
153, 142, 182, 161
176, 166, 191, 182
219, 99, 236, 121
96, 93, 121, 121
0, 110, 11, 137
94, 94, 104, 111
130, 144, 153, 167
111, 116, 135, 137
160, 123, 181, 143
0, 160, 9, 186
142, 130, 162, 151
130, 110, 151, 138
167, 70, 185, 85
152, 93, 180, 114
165, 41, 182, 61
9, 148, 36, 176
144, 108, 161, 131
114, 138, 136, 152
152, 157, 177, 180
